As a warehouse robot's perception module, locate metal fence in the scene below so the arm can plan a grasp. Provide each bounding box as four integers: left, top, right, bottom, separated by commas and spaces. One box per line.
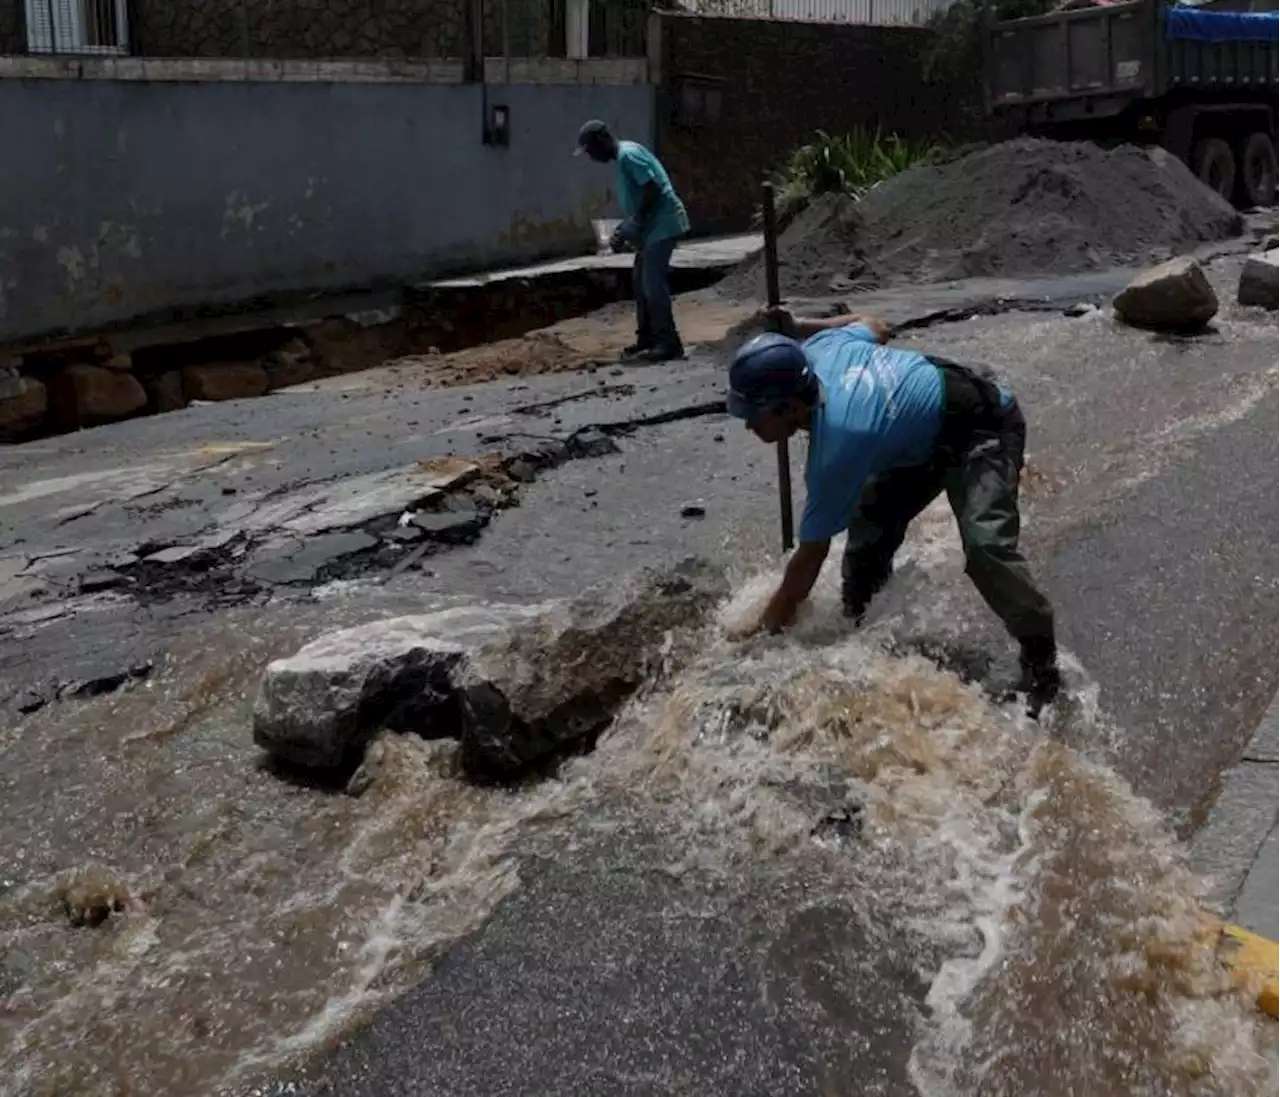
21, 0, 129, 53
683, 0, 959, 26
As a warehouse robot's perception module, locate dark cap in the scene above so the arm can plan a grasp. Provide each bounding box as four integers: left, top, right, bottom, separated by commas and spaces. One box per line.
726, 333, 814, 421
574, 119, 612, 155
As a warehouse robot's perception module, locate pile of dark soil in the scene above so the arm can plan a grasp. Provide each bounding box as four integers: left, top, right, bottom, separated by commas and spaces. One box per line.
723, 139, 1243, 299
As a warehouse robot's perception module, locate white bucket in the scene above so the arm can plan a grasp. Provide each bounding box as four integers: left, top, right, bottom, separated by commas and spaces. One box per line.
592, 218, 621, 255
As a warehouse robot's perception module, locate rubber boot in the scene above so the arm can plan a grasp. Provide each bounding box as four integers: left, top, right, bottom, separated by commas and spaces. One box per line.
1017, 635, 1062, 717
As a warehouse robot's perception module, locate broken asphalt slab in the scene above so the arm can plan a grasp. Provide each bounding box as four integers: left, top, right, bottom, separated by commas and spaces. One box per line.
252, 557, 727, 774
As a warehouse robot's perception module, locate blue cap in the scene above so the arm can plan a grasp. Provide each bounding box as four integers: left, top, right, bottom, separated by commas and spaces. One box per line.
726, 333, 813, 421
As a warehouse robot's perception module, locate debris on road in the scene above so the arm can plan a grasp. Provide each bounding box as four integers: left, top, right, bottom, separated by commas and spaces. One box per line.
1113, 256, 1220, 330
680, 502, 707, 518
724, 139, 1243, 298
252, 557, 728, 775
1238, 249, 1280, 310
58, 867, 135, 928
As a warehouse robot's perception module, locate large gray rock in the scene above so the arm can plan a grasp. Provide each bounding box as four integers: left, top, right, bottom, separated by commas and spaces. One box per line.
1237, 250, 1279, 310
252, 604, 543, 769
253, 558, 728, 774
1113, 256, 1218, 330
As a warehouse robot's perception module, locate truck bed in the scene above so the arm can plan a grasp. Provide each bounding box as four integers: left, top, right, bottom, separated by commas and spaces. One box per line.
985, 0, 1278, 119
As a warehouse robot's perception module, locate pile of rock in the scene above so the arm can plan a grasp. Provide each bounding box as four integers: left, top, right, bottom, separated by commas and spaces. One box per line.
252, 558, 729, 779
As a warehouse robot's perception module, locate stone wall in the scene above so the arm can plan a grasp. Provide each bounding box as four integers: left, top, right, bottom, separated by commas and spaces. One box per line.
127, 0, 470, 59
651, 13, 961, 235
71, 0, 572, 60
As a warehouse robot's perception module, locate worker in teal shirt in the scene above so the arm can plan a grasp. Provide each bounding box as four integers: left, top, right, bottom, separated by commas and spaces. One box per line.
576, 119, 690, 362
725, 310, 1062, 715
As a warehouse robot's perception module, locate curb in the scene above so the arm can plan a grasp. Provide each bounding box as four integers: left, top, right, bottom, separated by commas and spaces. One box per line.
1210, 920, 1280, 1020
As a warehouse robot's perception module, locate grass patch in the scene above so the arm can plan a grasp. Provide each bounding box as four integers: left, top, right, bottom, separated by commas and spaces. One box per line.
768, 128, 945, 224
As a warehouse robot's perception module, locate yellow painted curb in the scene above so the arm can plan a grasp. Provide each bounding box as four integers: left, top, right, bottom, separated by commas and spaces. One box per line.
1211, 920, 1279, 1019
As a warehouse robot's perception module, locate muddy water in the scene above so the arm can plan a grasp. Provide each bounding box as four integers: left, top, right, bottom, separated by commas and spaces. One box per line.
0, 542, 1276, 1096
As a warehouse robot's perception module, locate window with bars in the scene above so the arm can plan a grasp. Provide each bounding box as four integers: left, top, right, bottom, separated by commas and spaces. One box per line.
24, 0, 129, 55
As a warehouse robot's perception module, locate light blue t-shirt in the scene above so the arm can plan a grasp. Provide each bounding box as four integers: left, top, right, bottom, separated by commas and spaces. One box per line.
616, 140, 691, 247
799, 325, 945, 544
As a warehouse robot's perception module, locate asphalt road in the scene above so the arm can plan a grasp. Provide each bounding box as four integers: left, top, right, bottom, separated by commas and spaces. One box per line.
0, 247, 1276, 1096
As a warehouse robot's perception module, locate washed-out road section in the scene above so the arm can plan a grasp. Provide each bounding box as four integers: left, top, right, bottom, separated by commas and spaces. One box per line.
0, 250, 1275, 1096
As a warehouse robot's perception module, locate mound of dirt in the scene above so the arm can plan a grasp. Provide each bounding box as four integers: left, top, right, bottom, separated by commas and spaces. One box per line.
724, 139, 1244, 299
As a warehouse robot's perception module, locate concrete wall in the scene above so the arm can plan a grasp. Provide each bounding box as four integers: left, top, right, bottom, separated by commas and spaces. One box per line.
651, 12, 961, 234
0, 57, 651, 343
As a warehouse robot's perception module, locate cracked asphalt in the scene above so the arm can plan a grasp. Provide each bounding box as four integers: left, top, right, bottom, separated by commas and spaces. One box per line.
1, 243, 1276, 1096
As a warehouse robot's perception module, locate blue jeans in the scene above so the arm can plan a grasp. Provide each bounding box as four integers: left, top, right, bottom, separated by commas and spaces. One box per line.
633, 236, 681, 350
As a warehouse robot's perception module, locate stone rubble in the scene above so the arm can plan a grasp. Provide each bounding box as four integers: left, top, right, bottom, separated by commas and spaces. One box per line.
253, 557, 728, 775
181, 361, 271, 402
48, 363, 148, 427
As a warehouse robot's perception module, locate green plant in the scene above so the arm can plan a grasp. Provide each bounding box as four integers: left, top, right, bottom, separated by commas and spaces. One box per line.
769, 128, 944, 222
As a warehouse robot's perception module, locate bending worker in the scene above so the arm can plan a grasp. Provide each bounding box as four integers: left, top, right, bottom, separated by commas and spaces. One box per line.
726, 308, 1062, 712
576, 119, 690, 362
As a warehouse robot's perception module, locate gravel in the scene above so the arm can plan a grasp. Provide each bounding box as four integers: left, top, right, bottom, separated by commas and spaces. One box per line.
724, 139, 1244, 299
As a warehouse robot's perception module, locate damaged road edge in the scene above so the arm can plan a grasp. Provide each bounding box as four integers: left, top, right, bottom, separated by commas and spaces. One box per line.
252, 556, 729, 780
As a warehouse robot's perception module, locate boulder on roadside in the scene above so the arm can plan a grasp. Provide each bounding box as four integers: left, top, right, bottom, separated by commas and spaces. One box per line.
1113, 256, 1218, 330
1237, 250, 1279, 310
0, 370, 48, 439
181, 361, 269, 402
252, 557, 728, 774
48, 364, 147, 428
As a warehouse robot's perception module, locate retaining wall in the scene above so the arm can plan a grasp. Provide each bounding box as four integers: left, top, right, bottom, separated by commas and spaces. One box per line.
0, 56, 650, 343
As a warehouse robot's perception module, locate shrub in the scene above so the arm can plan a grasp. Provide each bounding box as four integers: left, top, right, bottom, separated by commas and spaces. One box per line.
770, 128, 944, 223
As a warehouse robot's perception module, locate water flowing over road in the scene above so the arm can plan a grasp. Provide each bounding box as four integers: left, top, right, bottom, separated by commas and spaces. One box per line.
0, 258, 1276, 1096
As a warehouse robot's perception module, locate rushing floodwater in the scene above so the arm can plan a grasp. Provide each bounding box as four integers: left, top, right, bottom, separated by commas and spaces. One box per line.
0, 522, 1275, 1097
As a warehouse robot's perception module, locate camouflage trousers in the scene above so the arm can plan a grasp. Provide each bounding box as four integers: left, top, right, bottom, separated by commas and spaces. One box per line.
842, 358, 1056, 646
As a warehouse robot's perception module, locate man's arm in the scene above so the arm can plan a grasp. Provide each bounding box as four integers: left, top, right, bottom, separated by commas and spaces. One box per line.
789, 313, 890, 342
753, 307, 890, 343
758, 540, 830, 633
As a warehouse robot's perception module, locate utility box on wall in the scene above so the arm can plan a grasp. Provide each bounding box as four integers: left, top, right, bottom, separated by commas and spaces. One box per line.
488, 103, 511, 146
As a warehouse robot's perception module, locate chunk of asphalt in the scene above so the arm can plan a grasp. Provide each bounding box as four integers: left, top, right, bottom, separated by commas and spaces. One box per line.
245, 530, 380, 585
410, 506, 486, 541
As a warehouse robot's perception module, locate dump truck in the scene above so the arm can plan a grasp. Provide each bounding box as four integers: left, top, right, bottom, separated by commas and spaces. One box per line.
983, 0, 1279, 205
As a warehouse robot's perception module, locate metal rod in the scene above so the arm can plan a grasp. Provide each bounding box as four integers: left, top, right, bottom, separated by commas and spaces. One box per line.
760, 180, 794, 553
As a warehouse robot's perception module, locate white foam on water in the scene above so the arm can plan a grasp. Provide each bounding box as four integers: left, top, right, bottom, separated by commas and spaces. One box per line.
2, 549, 1275, 1097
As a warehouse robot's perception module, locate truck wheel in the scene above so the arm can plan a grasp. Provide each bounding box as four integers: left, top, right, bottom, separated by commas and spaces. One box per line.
1240, 132, 1278, 208
1192, 138, 1236, 202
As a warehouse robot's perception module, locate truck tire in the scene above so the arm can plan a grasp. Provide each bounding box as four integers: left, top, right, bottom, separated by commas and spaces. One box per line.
1192, 137, 1236, 202
1240, 132, 1278, 208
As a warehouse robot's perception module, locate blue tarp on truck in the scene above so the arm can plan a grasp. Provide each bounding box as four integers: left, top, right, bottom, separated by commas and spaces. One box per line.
1165, 7, 1279, 42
